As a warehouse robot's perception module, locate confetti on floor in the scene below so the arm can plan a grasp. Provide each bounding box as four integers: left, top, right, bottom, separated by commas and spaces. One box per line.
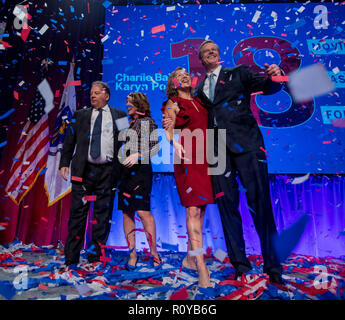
0, 241, 344, 300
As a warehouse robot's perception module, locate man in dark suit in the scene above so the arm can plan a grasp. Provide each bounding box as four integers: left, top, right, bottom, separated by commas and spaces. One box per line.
59, 81, 127, 266
196, 40, 284, 284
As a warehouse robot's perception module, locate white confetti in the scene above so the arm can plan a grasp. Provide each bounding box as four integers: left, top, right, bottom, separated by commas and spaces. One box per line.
101, 34, 109, 43
292, 173, 310, 184
39, 24, 49, 35
332, 67, 340, 75
252, 10, 261, 23
166, 6, 175, 12
213, 248, 228, 262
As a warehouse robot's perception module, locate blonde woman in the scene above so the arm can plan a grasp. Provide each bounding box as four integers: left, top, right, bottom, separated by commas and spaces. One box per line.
162, 68, 214, 288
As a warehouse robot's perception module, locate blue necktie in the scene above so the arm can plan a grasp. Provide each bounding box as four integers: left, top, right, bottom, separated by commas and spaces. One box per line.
90, 109, 103, 159
209, 73, 216, 102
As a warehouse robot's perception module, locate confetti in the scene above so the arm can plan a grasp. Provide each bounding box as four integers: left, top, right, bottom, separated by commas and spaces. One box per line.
68, 80, 81, 86
213, 248, 228, 262
38, 24, 49, 35
215, 191, 224, 198
188, 248, 205, 257
84, 195, 97, 201
271, 76, 289, 82
186, 187, 192, 194
291, 174, 310, 184
151, 24, 165, 34
169, 286, 188, 300
288, 64, 335, 103
71, 176, 83, 182
252, 10, 261, 23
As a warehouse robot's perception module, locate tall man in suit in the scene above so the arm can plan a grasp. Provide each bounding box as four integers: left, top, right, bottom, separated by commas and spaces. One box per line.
197, 40, 284, 284
60, 81, 127, 266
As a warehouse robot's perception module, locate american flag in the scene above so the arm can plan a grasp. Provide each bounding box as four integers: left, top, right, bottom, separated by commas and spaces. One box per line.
5, 81, 50, 205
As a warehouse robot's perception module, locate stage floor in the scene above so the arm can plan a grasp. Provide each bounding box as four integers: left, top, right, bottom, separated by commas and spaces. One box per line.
0, 241, 344, 300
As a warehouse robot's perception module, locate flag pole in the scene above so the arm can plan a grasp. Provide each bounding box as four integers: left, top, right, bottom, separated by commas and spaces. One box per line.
55, 59, 75, 253
56, 199, 63, 253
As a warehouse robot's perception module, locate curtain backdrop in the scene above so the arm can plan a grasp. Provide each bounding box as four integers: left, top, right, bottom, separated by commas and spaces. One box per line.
106, 173, 345, 258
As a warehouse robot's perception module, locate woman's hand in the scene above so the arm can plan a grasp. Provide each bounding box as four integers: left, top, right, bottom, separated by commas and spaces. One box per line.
162, 113, 173, 129
123, 153, 140, 168
173, 142, 189, 161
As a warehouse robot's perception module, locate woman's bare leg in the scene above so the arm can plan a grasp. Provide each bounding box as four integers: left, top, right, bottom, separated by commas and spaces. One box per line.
123, 211, 137, 265
137, 210, 161, 265
186, 205, 210, 287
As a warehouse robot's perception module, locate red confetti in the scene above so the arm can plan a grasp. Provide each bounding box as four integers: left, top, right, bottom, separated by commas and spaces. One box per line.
68, 80, 81, 86
251, 91, 263, 96
172, 77, 180, 88
38, 284, 48, 290
21, 23, 31, 42
215, 191, 224, 198
152, 24, 166, 34
271, 76, 289, 82
191, 77, 198, 88
84, 195, 97, 201
169, 286, 188, 300
71, 176, 83, 182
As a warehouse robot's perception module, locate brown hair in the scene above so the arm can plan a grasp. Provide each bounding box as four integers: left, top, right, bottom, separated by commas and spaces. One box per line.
165, 67, 194, 98
127, 92, 151, 117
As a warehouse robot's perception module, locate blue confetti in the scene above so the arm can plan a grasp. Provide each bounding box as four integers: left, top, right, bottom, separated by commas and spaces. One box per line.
102, 0, 112, 8
0, 108, 15, 120
0, 141, 7, 148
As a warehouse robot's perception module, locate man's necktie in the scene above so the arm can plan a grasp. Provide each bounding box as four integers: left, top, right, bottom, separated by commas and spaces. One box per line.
209, 73, 216, 102
90, 108, 103, 159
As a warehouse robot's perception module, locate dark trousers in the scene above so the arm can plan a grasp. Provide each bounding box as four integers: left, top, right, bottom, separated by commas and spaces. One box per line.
211, 131, 282, 274
64, 162, 116, 264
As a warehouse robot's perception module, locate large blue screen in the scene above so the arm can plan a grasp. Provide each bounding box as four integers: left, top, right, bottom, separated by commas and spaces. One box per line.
102, 2, 345, 174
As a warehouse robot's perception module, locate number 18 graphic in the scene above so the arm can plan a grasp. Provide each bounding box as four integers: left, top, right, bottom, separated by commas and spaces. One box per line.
171, 37, 314, 128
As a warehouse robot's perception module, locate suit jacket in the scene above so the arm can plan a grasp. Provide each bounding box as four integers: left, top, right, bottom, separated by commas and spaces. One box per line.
59, 105, 127, 185
196, 65, 282, 153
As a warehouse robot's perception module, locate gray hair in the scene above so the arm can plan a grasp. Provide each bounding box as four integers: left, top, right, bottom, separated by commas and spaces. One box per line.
91, 81, 111, 98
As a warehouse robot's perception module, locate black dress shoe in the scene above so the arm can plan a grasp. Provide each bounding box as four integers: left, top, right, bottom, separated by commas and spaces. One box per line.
268, 272, 284, 285
233, 263, 252, 280
234, 270, 244, 280
65, 260, 79, 267
88, 254, 100, 263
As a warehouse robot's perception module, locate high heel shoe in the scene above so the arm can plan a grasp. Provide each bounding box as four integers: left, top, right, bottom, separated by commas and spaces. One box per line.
125, 256, 138, 271
150, 254, 163, 269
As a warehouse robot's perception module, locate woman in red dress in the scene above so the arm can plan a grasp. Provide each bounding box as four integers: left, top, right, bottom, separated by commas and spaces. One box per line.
162, 67, 214, 288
